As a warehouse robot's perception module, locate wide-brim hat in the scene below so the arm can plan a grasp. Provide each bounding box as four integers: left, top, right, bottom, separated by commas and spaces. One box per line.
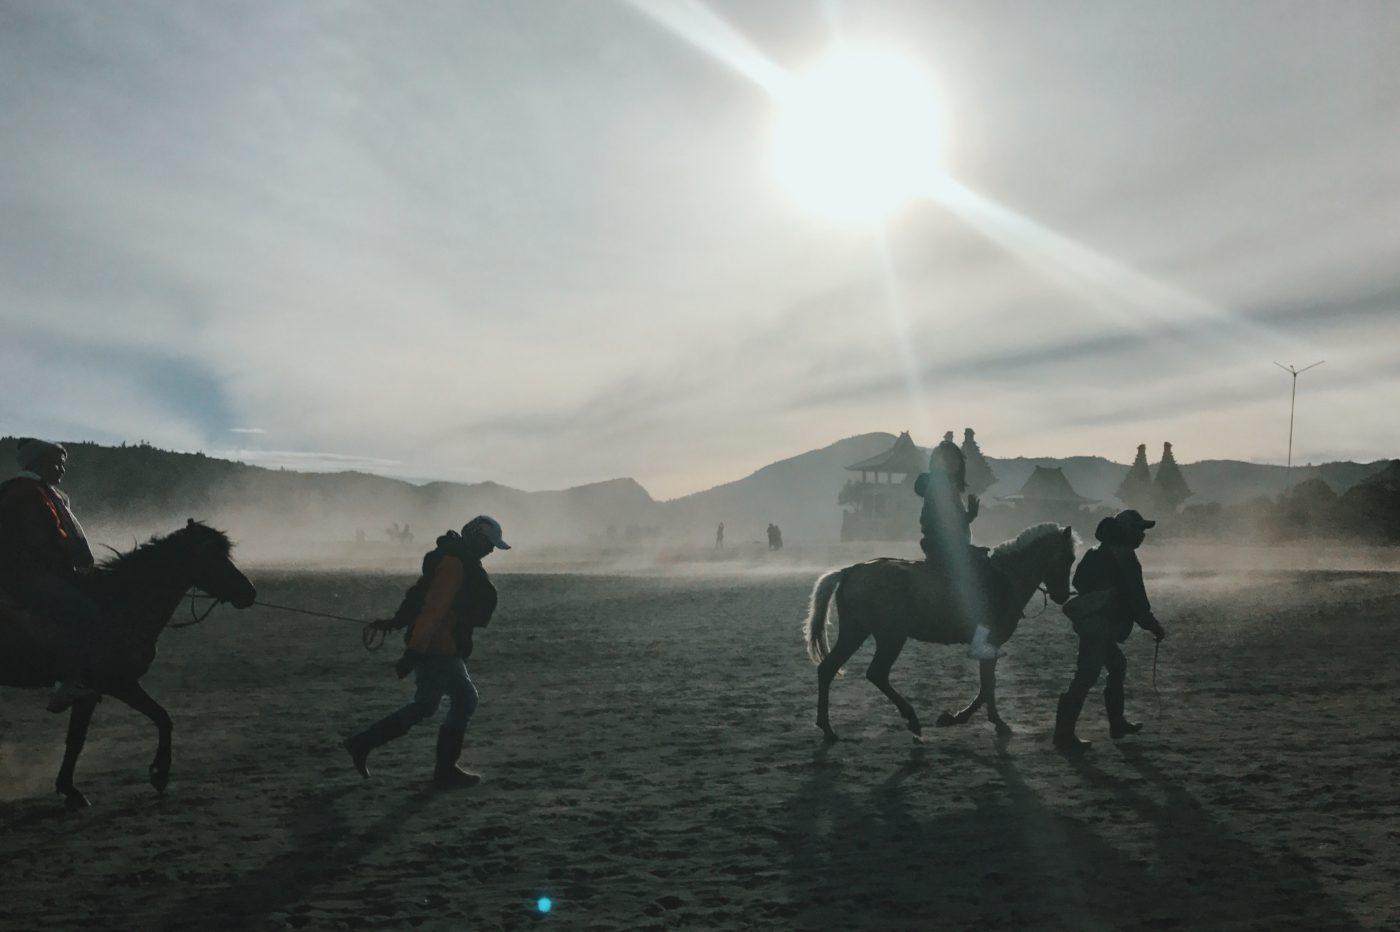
1114, 509, 1156, 530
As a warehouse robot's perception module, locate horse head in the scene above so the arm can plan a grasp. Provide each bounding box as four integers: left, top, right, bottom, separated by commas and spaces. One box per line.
176, 519, 257, 608
95, 520, 256, 615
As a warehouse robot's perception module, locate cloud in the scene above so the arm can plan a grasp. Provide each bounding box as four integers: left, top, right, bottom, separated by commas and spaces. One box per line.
2, 2, 1396, 498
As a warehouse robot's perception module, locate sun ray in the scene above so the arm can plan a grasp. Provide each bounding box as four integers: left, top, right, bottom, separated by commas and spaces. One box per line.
619, 1, 1305, 398
620, 0, 791, 96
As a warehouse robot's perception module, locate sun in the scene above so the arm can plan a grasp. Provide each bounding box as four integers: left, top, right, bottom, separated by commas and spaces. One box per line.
771, 47, 944, 225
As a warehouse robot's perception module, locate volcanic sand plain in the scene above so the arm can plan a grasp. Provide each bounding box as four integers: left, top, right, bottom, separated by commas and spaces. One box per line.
2, 543, 1398, 931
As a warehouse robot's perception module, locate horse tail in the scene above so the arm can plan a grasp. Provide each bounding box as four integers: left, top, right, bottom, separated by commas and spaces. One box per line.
803, 568, 844, 665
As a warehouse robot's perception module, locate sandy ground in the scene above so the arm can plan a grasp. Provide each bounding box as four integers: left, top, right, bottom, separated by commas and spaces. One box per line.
2, 552, 1398, 931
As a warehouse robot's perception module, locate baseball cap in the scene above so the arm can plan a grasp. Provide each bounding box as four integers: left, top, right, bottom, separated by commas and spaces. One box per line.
463, 515, 511, 550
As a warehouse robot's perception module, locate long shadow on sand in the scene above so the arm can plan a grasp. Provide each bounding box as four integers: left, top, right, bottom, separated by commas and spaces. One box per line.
782, 739, 1360, 931
153, 784, 437, 931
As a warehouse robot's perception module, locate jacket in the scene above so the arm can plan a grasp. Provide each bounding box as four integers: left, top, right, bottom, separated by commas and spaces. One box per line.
1070, 544, 1155, 642
0, 475, 95, 602
403, 533, 498, 658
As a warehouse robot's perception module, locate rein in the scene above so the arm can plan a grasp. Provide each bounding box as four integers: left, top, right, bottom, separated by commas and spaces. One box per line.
180, 592, 394, 650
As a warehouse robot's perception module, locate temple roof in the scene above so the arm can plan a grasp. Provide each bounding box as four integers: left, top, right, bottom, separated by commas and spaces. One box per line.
846, 431, 928, 475
1001, 465, 1096, 503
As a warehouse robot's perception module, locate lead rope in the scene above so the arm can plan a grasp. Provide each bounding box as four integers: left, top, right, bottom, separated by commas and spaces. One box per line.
178, 592, 394, 650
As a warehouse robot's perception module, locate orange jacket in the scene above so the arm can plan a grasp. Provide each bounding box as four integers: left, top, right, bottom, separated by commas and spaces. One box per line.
406, 555, 467, 656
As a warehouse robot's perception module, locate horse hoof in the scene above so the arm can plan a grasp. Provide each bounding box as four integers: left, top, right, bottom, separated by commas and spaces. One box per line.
906, 720, 922, 737
935, 712, 957, 728
150, 768, 170, 794
994, 722, 1013, 738
63, 791, 90, 811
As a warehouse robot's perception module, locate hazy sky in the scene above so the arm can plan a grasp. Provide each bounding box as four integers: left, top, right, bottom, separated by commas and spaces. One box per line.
3, 1, 1396, 498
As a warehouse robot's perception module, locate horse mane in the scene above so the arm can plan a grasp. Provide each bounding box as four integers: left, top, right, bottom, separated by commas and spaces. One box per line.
990, 522, 1069, 560
95, 522, 233, 597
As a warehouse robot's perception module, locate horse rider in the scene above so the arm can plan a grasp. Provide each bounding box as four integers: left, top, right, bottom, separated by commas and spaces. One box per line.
1053, 509, 1167, 752
917, 432, 999, 661
344, 515, 510, 788
0, 438, 101, 712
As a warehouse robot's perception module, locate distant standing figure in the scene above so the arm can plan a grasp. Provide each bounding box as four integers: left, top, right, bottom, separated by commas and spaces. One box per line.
768, 523, 784, 550
0, 439, 100, 712
715, 522, 724, 550
344, 515, 510, 788
1054, 509, 1166, 752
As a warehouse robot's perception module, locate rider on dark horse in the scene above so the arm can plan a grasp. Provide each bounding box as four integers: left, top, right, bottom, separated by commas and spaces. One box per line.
344, 515, 510, 789
916, 432, 1000, 660
0, 438, 100, 713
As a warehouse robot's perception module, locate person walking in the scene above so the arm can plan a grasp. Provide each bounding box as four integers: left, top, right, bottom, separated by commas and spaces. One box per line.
343, 515, 509, 788
1054, 509, 1167, 752
0, 438, 100, 712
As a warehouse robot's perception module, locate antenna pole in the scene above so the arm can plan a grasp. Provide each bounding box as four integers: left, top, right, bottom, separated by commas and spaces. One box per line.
1274, 361, 1325, 490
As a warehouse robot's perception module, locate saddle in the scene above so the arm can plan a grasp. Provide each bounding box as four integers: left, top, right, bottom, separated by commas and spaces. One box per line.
883, 557, 1020, 642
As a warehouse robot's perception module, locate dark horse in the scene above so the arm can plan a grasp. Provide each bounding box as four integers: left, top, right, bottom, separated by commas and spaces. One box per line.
804, 523, 1075, 742
0, 521, 256, 808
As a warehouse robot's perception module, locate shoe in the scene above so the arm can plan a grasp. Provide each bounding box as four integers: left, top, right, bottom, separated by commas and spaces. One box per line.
433, 726, 481, 789
47, 681, 98, 714
1110, 720, 1144, 739
966, 625, 1002, 661
1105, 684, 1143, 739
343, 717, 410, 778
1053, 692, 1092, 753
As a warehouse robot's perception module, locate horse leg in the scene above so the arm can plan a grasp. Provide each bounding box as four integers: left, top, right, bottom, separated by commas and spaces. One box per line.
105, 681, 173, 794
866, 634, 921, 737
56, 697, 99, 810
979, 659, 1012, 737
937, 652, 989, 728
816, 623, 867, 743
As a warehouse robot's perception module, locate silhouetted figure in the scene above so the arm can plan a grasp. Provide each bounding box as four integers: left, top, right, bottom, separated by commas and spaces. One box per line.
401, 523, 414, 547
1054, 510, 1166, 752
768, 523, 783, 550
344, 516, 510, 788
916, 432, 997, 660
0, 439, 99, 712
715, 522, 724, 550
386, 522, 401, 543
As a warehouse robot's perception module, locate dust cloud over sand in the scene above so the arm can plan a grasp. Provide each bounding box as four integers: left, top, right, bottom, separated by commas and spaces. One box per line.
2, 555, 1398, 929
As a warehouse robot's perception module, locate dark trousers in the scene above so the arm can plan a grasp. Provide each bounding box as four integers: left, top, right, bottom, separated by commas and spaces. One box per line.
1064, 629, 1128, 709
33, 575, 101, 684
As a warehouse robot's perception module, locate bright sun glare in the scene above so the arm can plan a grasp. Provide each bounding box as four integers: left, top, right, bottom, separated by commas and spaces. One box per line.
772, 47, 943, 225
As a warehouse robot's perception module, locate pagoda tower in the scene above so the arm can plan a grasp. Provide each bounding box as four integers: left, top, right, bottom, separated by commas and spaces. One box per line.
960, 428, 997, 496
1153, 441, 1193, 513
1116, 443, 1154, 511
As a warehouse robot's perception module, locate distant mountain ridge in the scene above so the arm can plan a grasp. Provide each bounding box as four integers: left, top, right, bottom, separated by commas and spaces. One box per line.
0, 435, 1388, 549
